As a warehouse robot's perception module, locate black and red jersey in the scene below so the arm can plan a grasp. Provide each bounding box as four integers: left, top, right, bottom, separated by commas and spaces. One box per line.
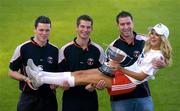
110, 32, 151, 101
9, 37, 59, 95
58, 37, 105, 110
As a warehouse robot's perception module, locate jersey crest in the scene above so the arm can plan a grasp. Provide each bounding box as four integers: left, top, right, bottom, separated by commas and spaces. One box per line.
133, 50, 141, 58
47, 56, 53, 64
87, 58, 94, 66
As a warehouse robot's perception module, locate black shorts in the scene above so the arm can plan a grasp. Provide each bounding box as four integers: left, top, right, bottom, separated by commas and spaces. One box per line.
62, 97, 98, 111
17, 92, 57, 111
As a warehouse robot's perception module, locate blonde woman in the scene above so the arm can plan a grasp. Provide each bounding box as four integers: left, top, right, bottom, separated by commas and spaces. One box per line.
26, 23, 172, 95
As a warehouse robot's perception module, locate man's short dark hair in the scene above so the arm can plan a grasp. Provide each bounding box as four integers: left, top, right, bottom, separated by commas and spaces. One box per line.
116, 11, 133, 24
76, 15, 93, 27
34, 16, 51, 28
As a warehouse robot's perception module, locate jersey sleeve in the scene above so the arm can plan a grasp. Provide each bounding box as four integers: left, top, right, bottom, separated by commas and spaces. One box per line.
99, 47, 106, 65
9, 45, 22, 71
58, 48, 68, 71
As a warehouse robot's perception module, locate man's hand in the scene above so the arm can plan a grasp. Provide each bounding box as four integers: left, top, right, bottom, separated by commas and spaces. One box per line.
95, 80, 106, 90
108, 60, 120, 71
50, 84, 58, 89
24, 77, 38, 90
85, 83, 95, 92
59, 81, 70, 91
152, 57, 166, 69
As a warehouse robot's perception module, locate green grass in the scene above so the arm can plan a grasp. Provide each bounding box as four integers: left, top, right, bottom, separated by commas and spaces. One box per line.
0, 0, 180, 110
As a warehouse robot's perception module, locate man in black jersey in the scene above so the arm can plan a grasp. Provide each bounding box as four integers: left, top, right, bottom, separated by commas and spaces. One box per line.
58, 15, 105, 111
9, 16, 58, 111
110, 11, 165, 111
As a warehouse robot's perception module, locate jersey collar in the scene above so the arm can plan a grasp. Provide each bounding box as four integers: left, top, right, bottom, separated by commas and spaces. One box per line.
73, 37, 91, 50
30, 37, 49, 47
119, 32, 137, 46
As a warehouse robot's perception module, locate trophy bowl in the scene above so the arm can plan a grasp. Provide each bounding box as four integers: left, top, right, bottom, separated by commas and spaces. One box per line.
106, 46, 127, 63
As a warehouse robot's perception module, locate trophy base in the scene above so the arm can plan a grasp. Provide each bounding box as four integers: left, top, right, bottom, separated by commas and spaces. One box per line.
98, 62, 114, 77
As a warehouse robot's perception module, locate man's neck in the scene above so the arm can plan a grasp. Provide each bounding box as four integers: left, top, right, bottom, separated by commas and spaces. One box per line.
121, 33, 134, 45
34, 37, 47, 47
75, 37, 90, 49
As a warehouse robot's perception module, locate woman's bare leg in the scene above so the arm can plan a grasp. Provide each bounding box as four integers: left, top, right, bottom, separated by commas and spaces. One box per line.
27, 66, 112, 88
72, 69, 112, 87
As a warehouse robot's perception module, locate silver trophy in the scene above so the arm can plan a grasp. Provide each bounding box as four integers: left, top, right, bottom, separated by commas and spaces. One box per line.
98, 46, 127, 77
106, 46, 127, 63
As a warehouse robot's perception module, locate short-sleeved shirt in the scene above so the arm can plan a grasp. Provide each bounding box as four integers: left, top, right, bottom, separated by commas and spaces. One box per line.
58, 37, 105, 109
9, 37, 59, 96
110, 32, 151, 101
126, 49, 163, 84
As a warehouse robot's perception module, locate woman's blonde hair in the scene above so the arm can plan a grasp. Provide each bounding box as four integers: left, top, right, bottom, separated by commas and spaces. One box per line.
144, 32, 172, 66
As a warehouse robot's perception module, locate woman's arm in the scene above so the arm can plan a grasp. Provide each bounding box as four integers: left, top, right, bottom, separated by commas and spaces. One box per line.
119, 67, 148, 81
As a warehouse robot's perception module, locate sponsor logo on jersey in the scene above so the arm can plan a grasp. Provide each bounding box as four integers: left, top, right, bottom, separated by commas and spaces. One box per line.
87, 58, 94, 66
47, 56, 53, 64
133, 51, 140, 58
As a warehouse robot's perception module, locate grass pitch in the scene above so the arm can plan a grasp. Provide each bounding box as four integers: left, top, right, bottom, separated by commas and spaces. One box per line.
0, 0, 180, 111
